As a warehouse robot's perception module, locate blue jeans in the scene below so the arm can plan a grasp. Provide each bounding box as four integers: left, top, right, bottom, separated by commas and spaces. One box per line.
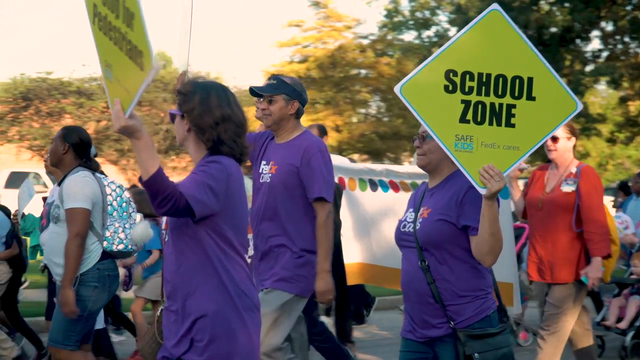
399, 310, 500, 360
48, 258, 119, 351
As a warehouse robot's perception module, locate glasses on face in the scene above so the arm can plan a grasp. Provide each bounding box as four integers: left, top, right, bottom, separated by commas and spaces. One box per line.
549, 135, 571, 144
413, 132, 434, 145
168, 109, 183, 124
256, 97, 279, 106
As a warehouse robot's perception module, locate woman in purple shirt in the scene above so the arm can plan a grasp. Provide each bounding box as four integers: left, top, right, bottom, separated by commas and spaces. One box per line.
110, 75, 260, 360
395, 126, 508, 359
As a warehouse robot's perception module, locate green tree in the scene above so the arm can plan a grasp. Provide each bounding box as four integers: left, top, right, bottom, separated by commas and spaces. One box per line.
377, 0, 640, 178
267, 0, 420, 163
0, 52, 228, 182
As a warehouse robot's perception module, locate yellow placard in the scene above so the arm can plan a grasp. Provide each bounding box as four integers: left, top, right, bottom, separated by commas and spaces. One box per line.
394, 3, 583, 193
85, 0, 156, 116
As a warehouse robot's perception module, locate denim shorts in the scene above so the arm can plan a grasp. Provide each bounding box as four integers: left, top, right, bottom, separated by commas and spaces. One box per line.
48, 257, 119, 351
399, 310, 500, 360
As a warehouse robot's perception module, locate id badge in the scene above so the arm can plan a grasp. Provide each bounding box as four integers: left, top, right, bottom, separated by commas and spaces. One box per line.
561, 178, 578, 192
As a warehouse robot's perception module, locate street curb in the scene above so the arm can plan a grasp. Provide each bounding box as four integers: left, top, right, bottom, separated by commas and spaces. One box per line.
25, 312, 157, 335
24, 296, 405, 334
375, 295, 403, 311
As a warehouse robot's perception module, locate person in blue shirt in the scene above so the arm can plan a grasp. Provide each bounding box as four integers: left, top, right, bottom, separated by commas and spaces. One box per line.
119, 188, 163, 359
619, 173, 640, 263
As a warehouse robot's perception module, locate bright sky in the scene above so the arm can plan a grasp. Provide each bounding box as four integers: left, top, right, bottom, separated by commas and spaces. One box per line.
0, 0, 386, 88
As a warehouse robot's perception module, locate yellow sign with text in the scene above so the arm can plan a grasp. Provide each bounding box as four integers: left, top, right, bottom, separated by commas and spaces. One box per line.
394, 3, 583, 193
85, 0, 157, 116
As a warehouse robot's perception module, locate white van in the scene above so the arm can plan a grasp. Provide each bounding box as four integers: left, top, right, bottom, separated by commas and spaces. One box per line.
0, 168, 56, 216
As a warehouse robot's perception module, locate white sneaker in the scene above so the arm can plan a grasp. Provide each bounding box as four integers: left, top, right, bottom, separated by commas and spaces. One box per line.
109, 333, 127, 342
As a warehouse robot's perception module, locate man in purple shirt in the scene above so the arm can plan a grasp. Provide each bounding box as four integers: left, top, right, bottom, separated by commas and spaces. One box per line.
248, 74, 335, 360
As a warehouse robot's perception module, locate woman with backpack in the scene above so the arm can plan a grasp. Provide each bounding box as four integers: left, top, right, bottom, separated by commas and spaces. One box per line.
0, 204, 50, 360
508, 122, 611, 360
42, 126, 120, 360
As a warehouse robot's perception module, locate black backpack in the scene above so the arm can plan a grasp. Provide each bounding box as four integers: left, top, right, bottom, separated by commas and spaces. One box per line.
0, 205, 28, 275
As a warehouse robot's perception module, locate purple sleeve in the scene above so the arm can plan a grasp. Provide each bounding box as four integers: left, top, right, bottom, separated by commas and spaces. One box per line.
457, 187, 483, 236
141, 162, 227, 221
299, 149, 334, 203
140, 167, 195, 219
175, 159, 228, 221
457, 187, 501, 236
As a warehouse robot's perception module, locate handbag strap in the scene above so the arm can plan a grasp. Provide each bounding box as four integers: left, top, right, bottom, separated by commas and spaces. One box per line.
412, 189, 510, 329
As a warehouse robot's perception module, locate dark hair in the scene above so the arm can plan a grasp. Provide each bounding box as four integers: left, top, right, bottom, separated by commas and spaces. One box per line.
176, 79, 248, 165
308, 124, 328, 138
59, 126, 101, 172
129, 188, 158, 218
563, 122, 579, 141
618, 180, 632, 197
268, 74, 306, 120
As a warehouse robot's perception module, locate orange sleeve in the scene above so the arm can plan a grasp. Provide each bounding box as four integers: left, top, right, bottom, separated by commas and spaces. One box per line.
577, 165, 611, 259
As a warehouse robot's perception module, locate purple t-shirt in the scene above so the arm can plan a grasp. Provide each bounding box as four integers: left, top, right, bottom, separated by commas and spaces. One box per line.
247, 130, 334, 298
394, 170, 496, 341
141, 155, 260, 360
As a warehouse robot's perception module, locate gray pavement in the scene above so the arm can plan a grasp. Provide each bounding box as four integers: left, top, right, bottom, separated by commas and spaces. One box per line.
15, 304, 630, 360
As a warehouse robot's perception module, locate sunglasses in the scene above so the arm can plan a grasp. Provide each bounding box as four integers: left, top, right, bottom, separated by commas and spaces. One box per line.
548, 135, 571, 144
413, 133, 434, 145
168, 109, 183, 124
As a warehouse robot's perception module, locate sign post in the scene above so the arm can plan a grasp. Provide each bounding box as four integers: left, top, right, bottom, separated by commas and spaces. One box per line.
394, 3, 583, 193
85, 0, 159, 117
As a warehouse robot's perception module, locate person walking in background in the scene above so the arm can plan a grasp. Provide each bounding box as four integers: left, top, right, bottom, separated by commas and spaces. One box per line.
110, 73, 260, 359
1, 204, 49, 360
615, 180, 632, 212
13, 152, 61, 333
308, 123, 356, 356
121, 188, 164, 360
42, 126, 120, 360
248, 74, 335, 360
508, 122, 610, 360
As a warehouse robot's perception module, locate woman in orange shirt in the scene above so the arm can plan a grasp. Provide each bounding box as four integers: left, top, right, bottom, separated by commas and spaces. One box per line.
508, 122, 610, 360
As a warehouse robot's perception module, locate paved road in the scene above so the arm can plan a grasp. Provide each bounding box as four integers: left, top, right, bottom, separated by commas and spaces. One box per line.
16, 306, 628, 360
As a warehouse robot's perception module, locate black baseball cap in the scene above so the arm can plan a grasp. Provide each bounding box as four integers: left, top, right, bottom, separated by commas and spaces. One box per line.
249, 75, 308, 108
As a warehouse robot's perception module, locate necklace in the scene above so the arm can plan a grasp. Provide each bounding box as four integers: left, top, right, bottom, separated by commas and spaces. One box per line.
538, 159, 576, 210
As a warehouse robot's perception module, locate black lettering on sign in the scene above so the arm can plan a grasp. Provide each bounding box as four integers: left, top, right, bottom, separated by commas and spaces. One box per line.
92, 1, 145, 71
122, 1, 135, 31
443, 69, 458, 94
102, 0, 120, 20
443, 69, 538, 129
459, 99, 471, 124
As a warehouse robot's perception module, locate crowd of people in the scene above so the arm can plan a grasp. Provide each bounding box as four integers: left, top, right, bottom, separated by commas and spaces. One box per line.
0, 70, 630, 360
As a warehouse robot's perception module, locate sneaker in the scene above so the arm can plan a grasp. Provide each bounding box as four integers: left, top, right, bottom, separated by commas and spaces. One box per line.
364, 296, 378, 319
122, 265, 134, 292
31, 349, 50, 360
110, 333, 127, 342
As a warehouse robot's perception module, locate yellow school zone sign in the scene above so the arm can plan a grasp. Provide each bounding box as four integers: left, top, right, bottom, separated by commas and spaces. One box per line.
85, 0, 157, 116
394, 3, 583, 193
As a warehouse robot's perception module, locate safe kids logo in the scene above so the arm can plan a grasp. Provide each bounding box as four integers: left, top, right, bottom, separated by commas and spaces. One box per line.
399, 206, 431, 232
454, 134, 475, 153
259, 161, 277, 183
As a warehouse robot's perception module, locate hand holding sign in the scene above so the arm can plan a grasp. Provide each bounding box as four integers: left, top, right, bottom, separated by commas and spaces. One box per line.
478, 164, 506, 200
111, 99, 145, 140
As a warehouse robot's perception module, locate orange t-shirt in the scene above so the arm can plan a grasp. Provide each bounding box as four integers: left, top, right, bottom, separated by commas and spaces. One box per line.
523, 163, 610, 284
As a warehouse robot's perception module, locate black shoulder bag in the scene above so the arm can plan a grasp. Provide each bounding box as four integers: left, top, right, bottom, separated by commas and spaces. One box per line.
412, 190, 515, 360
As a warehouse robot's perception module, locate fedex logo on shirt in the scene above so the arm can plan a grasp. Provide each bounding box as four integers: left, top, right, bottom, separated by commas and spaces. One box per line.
399, 206, 431, 232
259, 161, 277, 183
